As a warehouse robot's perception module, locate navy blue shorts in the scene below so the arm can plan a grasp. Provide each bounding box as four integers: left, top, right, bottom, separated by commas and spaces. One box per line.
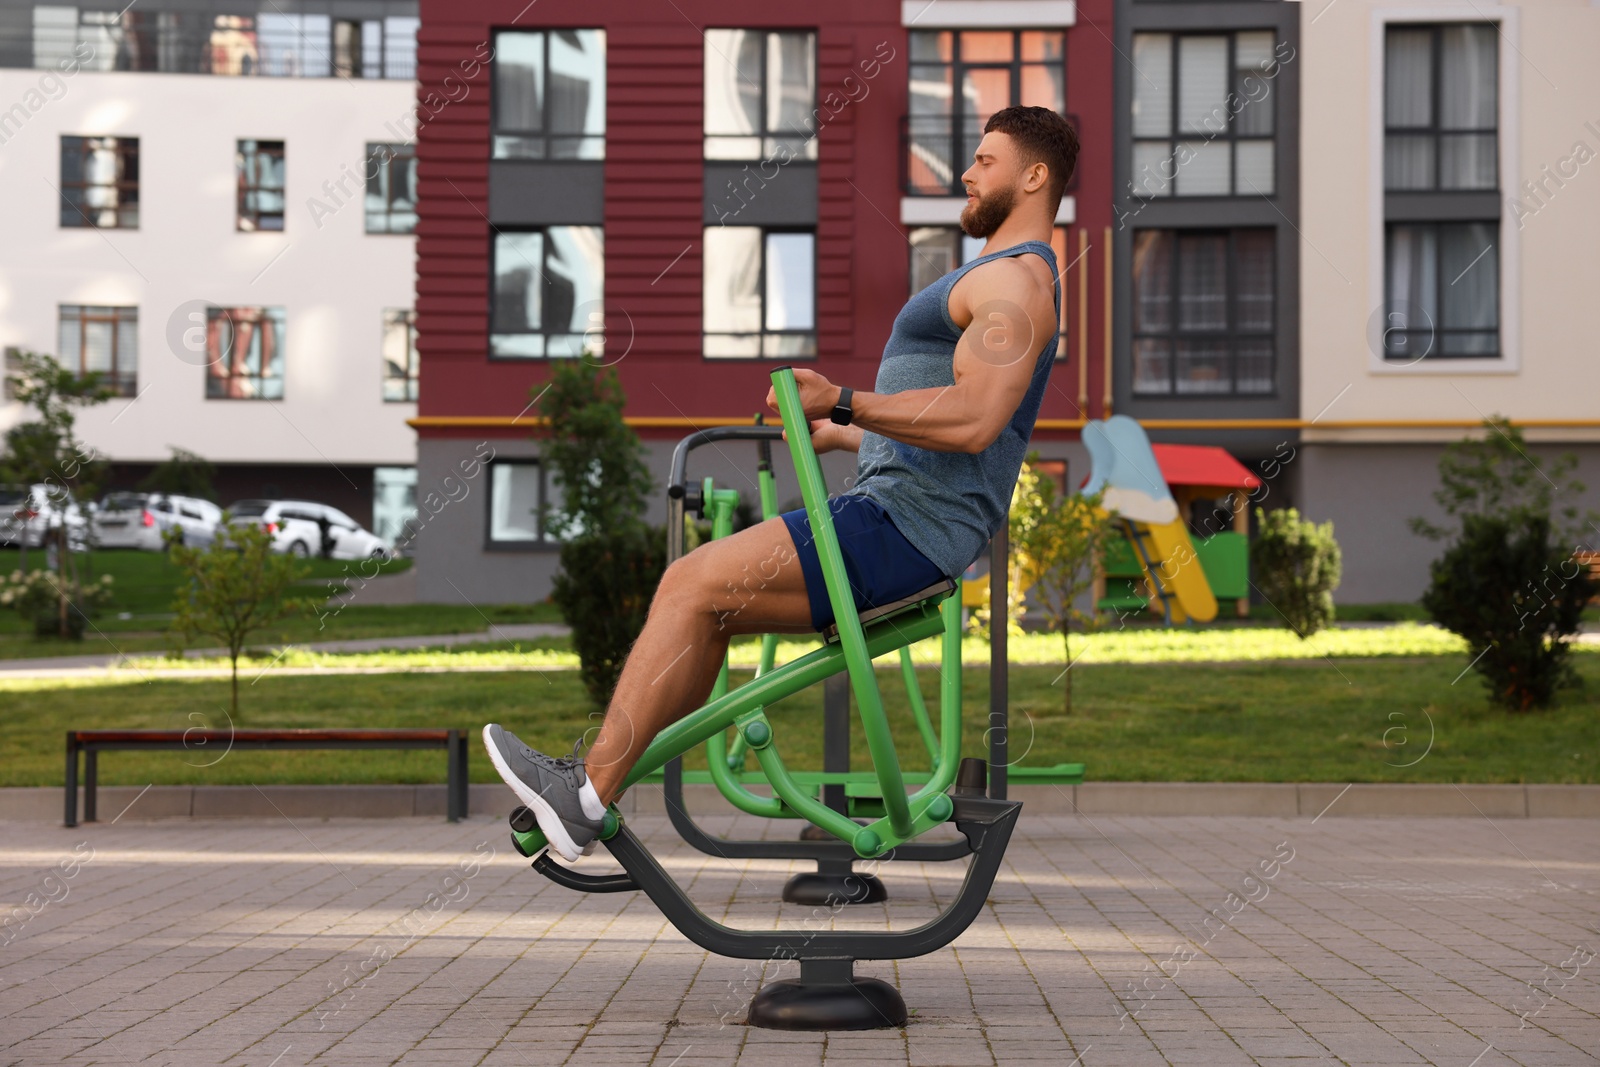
779, 494, 947, 632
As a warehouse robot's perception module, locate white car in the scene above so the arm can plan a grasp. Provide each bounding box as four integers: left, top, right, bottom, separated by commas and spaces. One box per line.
9, 484, 90, 549
227, 499, 391, 560
94, 492, 223, 550
0, 485, 27, 545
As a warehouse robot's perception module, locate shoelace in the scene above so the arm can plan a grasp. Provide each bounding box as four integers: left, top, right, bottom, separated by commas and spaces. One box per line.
521, 737, 586, 773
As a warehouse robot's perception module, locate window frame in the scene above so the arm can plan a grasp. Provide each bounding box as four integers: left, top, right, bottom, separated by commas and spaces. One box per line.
702, 28, 819, 161
906, 28, 1068, 197
1380, 220, 1500, 362
702, 225, 818, 361
236, 139, 286, 232
488, 225, 606, 361
382, 308, 419, 402
485, 459, 562, 550
203, 306, 287, 400
1367, 7, 1517, 376
59, 135, 139, 229
490, 28, 607, 161
1129, 227, 1277, 399
1128, 30, 1281, 201
58, 304, 138, 398
1381, 22, 1499, 194
364, 142, 417, 234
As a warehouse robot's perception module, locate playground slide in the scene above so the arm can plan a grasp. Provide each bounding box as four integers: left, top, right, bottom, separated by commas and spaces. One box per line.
1082, 416, 1218, 624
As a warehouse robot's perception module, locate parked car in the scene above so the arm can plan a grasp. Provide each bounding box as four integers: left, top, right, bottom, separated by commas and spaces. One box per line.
94, 492, 223, 550
226, 500, 391, 559
0, 484, 27, 545
7, 484, 90, 549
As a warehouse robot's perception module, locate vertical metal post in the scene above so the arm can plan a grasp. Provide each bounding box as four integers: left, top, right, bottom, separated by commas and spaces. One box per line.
447, 729, 466, 822
64, 732, 77, 828
817, 673, 851, 877
988, 530, 1008, 800
84, 749, 98, 823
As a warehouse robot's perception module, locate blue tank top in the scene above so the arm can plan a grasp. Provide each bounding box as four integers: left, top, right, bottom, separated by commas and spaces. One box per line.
844, 239, 1061, 579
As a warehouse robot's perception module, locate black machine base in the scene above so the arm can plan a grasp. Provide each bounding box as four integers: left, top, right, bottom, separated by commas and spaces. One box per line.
781, 870, 887, 906
747, 975, 907, 1030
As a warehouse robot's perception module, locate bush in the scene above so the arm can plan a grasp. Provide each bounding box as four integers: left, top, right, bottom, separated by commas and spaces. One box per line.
535, 358, 663, 709
1421, 513, 1596, 711
0, 569, 114, 639
550, 524, 669, 708
1252, 507, 1341, 639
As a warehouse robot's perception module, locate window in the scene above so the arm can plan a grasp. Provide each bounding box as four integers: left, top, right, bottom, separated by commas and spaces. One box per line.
704, 29, 817, 160
237, 140, 286, 231
703, 227, 815, 359
1131, 229, 1274, 396
383, 309, 419, 401
204, 307, 286, 399
32, 9, 417, 79
907, 30, 1064, 196
58, 306, 137, 397
492, 30, 606, 160
491, 227, 605, 358
1384, 222, 1498, 360
59, 136, 138, 228
373, 467, 418, 547
1384, 24, 1497, 191
489, 461, 567, 544
365, 142, 417, 234
1130, 32, 1279, 199
1382, 23, 1500, 363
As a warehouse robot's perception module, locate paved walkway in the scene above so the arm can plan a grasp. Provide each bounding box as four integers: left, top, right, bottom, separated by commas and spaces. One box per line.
1, 812, 1596, 1066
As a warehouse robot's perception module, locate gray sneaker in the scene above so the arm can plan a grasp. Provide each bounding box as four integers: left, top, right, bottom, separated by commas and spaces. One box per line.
483, 724, 602, 862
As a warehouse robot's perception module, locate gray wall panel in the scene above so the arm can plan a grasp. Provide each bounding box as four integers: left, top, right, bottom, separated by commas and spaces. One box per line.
488, 162, 605, 226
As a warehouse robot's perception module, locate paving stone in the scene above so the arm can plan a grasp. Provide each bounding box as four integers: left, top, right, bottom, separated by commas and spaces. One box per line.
2, 813, 1597, 1065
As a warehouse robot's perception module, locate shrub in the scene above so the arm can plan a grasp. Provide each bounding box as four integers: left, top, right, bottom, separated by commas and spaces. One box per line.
1421, 513, 1596, 711
535, 359, 664, 709
1252, 507, 1341, 639
0, 569, 114, 638
550, 524, 669, 708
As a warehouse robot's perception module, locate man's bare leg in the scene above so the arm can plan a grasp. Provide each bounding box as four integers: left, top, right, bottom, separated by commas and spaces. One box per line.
583, 515, 818, 804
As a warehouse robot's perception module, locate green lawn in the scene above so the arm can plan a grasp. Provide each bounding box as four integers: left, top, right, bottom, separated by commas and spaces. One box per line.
0, 547, 562, 658
5, 651, 1596, 787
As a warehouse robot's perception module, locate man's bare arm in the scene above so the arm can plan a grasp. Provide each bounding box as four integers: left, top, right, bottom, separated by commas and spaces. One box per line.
766, 257, 1056, 455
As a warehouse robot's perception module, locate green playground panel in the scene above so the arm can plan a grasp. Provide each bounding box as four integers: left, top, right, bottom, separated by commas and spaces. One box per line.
1096, 528, 1250, 611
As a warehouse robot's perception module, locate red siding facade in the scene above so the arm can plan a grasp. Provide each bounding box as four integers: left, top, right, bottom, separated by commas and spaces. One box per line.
412, 0, 1115, 444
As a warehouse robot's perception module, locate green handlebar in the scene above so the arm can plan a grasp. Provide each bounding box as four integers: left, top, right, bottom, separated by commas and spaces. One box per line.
768, 367, 914, 839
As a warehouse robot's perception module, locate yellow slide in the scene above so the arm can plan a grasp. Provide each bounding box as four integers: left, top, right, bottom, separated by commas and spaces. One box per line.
1084, 417, 1217, 625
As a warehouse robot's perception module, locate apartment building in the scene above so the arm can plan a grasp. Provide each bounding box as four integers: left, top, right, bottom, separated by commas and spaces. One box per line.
409, 0, 1112, 604
0, 0, 422, 535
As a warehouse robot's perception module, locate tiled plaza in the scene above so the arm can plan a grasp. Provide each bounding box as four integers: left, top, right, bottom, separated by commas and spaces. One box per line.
1, 810, 1596, 1066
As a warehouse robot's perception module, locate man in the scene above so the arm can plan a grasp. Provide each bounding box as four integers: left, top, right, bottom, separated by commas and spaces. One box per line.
485, 106, 1079, 861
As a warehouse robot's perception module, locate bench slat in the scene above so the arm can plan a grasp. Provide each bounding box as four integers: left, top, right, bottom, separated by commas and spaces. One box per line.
72, 729, 453, 744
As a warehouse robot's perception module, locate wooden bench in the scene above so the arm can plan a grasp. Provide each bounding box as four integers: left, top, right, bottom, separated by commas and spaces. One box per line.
64, 729, 470, 827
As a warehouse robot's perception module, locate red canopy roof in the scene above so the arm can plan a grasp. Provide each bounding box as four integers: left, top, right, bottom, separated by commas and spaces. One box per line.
1150, 444, 1261, 490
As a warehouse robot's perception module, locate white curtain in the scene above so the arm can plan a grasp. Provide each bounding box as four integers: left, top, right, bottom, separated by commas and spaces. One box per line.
1385, 28, 1433, 189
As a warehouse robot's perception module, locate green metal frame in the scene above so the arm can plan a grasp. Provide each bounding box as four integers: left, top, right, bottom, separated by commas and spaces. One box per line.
515, 367, 964, 859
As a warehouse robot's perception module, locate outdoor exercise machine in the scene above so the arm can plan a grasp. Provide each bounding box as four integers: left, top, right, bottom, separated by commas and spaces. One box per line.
505, 366, 1023, 1030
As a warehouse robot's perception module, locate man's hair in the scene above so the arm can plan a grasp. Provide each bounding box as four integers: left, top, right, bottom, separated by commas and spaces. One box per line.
983, 106, 1080, 208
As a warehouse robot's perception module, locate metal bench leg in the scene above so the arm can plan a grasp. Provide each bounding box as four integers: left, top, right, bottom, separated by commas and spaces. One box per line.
84, 750, 98, 823
64, 733, 77, 828
447, 730, 466, 822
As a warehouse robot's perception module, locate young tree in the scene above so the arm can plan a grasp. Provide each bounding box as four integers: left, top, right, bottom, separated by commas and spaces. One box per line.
139, 446, 218, 501
1009, 455, 1109, 715
169, 522, 309, 713
536, 358, 665, 708
1, 350, 112, 637
1411, 415, 1596, 545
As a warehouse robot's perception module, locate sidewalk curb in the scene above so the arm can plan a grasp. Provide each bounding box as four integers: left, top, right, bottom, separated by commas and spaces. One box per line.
4, 781, 1597, 823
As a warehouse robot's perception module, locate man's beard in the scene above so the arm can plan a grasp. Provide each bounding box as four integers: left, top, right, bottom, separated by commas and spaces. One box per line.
960, 184, 1014, 238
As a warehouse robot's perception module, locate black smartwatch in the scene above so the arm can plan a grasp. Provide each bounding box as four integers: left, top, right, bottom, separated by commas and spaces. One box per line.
830, 386, 854, 426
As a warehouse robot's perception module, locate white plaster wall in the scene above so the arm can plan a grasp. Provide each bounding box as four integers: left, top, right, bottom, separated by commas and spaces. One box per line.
0, 67, 418, 465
